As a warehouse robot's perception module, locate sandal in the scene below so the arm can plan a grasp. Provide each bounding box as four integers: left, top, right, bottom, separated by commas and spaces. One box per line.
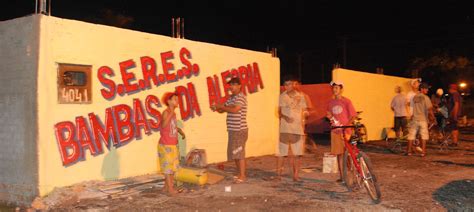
420, 153, 426, 157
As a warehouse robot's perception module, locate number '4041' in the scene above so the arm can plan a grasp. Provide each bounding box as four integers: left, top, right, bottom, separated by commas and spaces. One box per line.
61, 88, 89, 103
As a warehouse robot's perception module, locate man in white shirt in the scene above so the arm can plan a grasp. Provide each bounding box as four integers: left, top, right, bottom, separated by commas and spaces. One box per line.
391, 86, 408, 138
277, 75, 309, 181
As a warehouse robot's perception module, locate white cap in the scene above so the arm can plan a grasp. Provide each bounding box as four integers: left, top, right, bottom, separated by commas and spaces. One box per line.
330, 81, 344, 87
410, 78, 422, 85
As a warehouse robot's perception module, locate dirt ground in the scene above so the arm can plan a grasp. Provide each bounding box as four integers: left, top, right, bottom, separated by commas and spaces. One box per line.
5, 130, 474, 211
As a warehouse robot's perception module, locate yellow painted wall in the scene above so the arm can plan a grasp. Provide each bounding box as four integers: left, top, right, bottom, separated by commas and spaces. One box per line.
332, 68, 411, 141
37, 16, 279, 196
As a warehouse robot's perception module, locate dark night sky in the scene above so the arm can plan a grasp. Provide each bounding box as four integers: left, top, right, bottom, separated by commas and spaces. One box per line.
2, 0, 474, 85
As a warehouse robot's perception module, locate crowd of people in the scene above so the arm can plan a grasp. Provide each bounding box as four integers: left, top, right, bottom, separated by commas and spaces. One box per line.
157, 75, 464, 195
390, 78, 464, 157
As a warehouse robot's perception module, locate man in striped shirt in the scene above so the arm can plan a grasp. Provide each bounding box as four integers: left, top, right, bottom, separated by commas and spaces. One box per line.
212, 77, 248, 183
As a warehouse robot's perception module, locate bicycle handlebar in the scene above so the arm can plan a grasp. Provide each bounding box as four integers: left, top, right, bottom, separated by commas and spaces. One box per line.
331, 125, 356, 129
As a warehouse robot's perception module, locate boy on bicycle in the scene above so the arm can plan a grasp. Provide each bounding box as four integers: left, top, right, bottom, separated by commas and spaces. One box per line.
326, 81, 357, 182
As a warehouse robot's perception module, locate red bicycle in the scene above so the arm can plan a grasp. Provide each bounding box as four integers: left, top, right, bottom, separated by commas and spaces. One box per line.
332, 124, 382, 204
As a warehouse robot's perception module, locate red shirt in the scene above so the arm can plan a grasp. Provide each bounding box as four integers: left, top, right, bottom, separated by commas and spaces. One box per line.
159, 113, 178, 145
327, 97, 357, 134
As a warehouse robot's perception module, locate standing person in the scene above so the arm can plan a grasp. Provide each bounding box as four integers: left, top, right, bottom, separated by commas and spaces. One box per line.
326, 81, 357, 182
277, 75, 309, 181
212, 77, 248, 183
158, 92, 186, 195
407, 83, 434, 157
431, 88, 448, 128
390, 86, 408, 138
407, 78, 422, 118
447, 84, 463, 146
295, 80, 315, 153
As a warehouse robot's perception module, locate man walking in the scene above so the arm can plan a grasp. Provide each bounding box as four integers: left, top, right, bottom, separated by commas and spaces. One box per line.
212, 77, 248, 183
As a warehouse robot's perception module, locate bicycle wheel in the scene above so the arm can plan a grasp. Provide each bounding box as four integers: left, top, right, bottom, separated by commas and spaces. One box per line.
358, 152, 382, 204
387, 138, 403, 154
342, 150, 362, 191
438, 132, 451, 152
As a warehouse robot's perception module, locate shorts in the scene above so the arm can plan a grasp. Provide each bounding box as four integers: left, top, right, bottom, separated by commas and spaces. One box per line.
407, 120, 429, 140
157, 144, 179, 175
446, 118, 458, 131
394, 116, 407, 132
227, 129, 248, 161
330, 132, 346, 155
278, 133, 304, 156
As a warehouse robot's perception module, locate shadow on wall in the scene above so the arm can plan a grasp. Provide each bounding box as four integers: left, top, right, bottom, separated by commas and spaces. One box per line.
432, 179, 474, 210
177, 120, 187, 162
101, 147, 120, 180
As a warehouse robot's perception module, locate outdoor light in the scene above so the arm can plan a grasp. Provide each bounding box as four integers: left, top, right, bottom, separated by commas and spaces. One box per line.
459, 82, 467, 88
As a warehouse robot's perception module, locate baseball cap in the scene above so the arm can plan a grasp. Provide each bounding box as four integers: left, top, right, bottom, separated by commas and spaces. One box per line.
227, 77, 241, 85
410, 78, 422, 85
330, 81, 344, 87
420, 82, 431, 89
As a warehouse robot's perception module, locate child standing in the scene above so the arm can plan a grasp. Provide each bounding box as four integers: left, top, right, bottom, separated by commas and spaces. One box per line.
158, 92, 185, 195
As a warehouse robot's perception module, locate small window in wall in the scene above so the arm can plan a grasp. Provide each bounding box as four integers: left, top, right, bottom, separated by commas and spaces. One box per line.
57, 64, 92, 104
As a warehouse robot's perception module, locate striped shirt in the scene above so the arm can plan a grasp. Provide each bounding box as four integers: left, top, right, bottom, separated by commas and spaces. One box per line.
225, 92, 248, 131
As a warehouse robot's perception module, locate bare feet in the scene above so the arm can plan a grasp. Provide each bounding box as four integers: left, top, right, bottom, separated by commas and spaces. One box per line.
233, 178, 246, 184
167, 188, 178, 196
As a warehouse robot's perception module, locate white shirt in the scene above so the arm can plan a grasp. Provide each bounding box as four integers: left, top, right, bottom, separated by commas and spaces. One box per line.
391, 93, 408, 117
279, 91, 308, 135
